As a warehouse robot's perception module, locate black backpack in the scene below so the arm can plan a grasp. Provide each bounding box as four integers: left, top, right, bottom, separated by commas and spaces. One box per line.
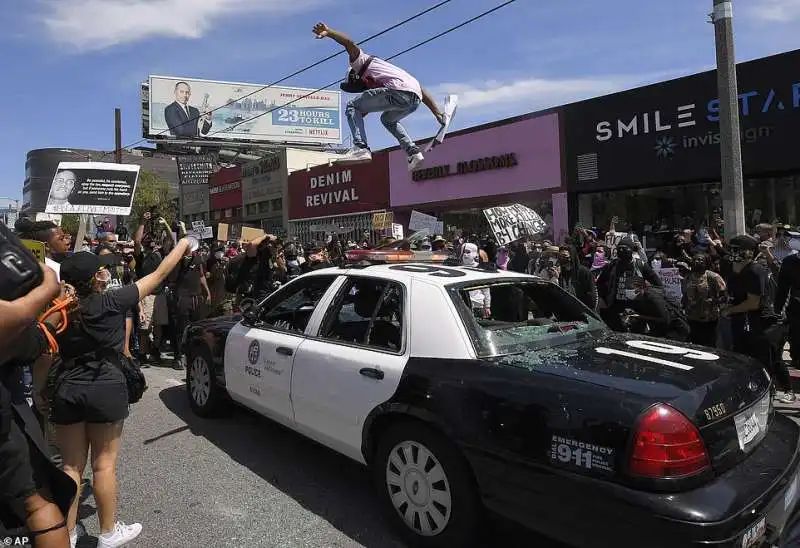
340, 56, 375, 93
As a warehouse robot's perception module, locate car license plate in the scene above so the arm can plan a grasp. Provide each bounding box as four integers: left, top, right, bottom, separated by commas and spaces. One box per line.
786, 472, 799, 511
735, 411, 761, 450
742, 517, 766, 548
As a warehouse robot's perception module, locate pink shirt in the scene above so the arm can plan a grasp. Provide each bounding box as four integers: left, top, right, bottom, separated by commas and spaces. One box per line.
351, 51, 422, 99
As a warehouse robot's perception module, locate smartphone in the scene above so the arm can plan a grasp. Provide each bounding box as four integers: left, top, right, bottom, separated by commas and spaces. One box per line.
0, 221, 43, 301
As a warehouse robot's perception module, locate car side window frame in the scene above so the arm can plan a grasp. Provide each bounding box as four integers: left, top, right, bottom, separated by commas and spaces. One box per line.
244, 274, 339, 336
314, 275, 408, 355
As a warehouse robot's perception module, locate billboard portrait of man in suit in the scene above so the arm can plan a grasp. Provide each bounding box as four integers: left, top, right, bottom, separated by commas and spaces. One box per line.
164, 81, 213, 138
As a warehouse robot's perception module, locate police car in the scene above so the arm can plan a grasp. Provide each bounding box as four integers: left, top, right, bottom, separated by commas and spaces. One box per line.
182, 261, 800, 548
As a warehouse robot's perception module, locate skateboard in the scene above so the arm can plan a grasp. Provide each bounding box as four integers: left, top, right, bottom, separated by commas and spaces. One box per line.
424, 94, 458, 153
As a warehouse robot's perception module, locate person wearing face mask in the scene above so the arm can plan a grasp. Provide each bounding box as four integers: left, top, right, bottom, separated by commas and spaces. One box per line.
555, 246, 598, 310
722, 235, 794, 401
774, 248, 800, 403
597, 237, 667, 334
682, 253, 727, 347
461, 242, 491, 318
526, 241, 544, 275
206, 245, 233, 317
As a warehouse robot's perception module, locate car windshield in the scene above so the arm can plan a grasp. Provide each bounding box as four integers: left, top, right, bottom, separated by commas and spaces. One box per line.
448, 279, 607, 358
374, 229, 432, 251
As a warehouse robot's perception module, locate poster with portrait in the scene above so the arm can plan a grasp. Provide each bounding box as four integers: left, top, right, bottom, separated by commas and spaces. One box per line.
45, 162, 140, 216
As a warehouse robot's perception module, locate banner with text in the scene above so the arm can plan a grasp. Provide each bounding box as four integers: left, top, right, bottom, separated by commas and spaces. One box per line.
45, 162, 140, 216
483, 204, 547, 245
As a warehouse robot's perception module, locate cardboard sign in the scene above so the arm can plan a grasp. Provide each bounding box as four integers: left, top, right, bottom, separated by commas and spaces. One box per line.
409, 210, 439, 233
217, 223, 229, 242
483, 204, 547, 246
372, 212, 393, 230
45, 162, 140, 216
656, 267, 683, 302
241, 226, 265, 242
189, 226, 213, 240
21, 239, 46, 262
191, 220, 205, 231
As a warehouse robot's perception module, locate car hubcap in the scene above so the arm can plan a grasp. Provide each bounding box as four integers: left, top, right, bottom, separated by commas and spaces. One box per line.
385, 440, 452, 536
190, 357, 210, 406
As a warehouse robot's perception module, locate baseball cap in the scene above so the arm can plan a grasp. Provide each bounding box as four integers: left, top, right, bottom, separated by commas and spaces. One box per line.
60, 252, 101, 286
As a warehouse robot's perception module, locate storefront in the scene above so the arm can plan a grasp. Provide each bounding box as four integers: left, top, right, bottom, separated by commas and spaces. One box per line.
241, 148, 341, 235
287, 151, 390, 243
564, 48, 800, 238
389, 112, 567, 242
209, 166, 243, 227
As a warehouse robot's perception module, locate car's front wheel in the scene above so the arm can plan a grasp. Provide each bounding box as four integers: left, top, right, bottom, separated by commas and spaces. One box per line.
186, 346, 224, 417
373, 421, 480, 547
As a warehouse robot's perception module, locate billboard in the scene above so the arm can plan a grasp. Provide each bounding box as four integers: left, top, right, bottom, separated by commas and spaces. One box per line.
44, 162, 140, 216
146, 75, 342, 145
563, 48, 800, 192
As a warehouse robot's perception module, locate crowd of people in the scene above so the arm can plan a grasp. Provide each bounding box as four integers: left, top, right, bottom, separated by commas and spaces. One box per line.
6, 207, 800, 546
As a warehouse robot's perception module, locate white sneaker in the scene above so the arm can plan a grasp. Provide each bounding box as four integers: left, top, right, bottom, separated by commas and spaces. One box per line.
341, 147, 372, 162
98, 521, 142, 548
407, 152, 424, 171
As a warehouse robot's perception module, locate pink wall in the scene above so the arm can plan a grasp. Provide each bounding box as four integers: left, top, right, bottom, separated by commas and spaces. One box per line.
551, 192, 568, 245
389, 113, 562, 207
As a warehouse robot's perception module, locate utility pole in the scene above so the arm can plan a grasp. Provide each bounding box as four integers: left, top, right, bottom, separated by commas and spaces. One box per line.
711, 0, 746, 237
114, 108, 124, 231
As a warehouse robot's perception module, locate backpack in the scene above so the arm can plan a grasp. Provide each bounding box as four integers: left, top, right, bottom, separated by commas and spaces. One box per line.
340, 56, 375, 93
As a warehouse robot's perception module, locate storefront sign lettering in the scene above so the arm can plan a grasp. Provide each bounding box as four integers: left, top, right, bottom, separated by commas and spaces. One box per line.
209, 181, 241, 195
306, 169, 359, 208
242, 155, 281, 178
412, 153, 518, 182
596, 82, 800, 142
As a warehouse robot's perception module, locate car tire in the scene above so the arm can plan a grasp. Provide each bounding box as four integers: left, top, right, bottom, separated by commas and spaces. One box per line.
373, 421, 480, 547
186, 345, 224, 418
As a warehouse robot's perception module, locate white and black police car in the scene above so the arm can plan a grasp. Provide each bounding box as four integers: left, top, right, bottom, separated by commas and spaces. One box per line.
182, 260, 800, 547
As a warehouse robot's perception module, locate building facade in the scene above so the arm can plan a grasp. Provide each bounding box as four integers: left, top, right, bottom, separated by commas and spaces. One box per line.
181, 184, 210, 225
241, 148, 340, 235
23, 147, 180, 216
389, 112, 567, 242
563, 48, 800, 241
209, 166, 243, 228
287, 151, 391, 242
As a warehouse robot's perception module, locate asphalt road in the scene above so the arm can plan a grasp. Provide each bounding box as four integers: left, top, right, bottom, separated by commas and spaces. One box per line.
73, 365, 565, 548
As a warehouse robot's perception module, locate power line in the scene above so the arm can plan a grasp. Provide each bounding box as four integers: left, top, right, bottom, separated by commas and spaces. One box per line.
106, 0, 452, 156
210, 0, 516, 138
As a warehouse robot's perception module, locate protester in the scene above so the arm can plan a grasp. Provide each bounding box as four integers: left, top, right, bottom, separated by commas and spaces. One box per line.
15, 217, 69, 280
312, 21, 446, 170
682, 253, 727, 347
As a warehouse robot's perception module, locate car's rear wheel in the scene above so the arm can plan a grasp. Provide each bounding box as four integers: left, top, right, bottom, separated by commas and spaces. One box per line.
373, 421, 480, 547
186, 346, 224, 417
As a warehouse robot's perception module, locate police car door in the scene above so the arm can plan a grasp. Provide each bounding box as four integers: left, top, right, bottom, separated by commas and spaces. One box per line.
224, 274, 340, 426
291, 276, 408, 462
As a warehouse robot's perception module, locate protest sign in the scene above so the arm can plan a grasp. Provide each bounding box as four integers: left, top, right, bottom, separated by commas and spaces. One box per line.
656, 267, 683, 303
21, 240, 46, 262
409, 210, 439, 233
45, 162, 140, 216
483, 204, 546, 246
372, 212, 393, 230
392, 223, 404, 240
189, 226, 213, 240
217, 223, 229, 242
241, 226, 265, 242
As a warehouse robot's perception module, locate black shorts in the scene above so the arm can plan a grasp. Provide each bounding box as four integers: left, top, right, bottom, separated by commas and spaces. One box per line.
51, 380, 128, 426
0, 413, 36, 523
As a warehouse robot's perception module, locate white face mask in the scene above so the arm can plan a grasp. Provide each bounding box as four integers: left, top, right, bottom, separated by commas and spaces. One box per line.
462, 244, 479, 266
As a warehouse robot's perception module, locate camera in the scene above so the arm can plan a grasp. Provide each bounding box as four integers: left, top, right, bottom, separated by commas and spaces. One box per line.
0, 221, 43, 301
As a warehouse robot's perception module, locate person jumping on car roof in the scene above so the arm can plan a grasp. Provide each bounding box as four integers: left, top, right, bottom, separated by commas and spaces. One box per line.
312, 22, 446, 171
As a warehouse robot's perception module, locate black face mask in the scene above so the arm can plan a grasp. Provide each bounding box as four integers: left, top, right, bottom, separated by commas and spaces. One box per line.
558, 256, 572, 268
617, 247, 633, 261
726, 248, 745, 264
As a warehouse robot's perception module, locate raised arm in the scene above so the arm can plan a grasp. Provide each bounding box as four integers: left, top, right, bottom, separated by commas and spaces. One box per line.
421, 88, 445, 125
313, 22, 361, 63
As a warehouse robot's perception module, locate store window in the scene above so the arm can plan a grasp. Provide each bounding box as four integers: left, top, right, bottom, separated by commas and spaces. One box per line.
233, 207, 242, 218
271, 198, 282, 212
224, 208, 233, 218
246, 204, 258, 216
576, 174, 800, 247
259, 201, 270, 214
213, 210, 222, 220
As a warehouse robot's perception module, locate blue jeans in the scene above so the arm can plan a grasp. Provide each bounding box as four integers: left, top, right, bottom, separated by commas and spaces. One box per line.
346, 88, 421, 155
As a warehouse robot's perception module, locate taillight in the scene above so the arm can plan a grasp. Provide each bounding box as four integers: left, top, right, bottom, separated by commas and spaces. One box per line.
629, 404, 710, 478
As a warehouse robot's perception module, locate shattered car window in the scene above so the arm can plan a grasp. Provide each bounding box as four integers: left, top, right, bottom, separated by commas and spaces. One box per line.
448, 280, 606, 358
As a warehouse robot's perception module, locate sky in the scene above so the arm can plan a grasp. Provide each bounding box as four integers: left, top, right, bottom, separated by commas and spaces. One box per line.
1, 0, 799, 203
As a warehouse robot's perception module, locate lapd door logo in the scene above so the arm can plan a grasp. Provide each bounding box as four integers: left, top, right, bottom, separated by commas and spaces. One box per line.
248, 340, 260, 365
